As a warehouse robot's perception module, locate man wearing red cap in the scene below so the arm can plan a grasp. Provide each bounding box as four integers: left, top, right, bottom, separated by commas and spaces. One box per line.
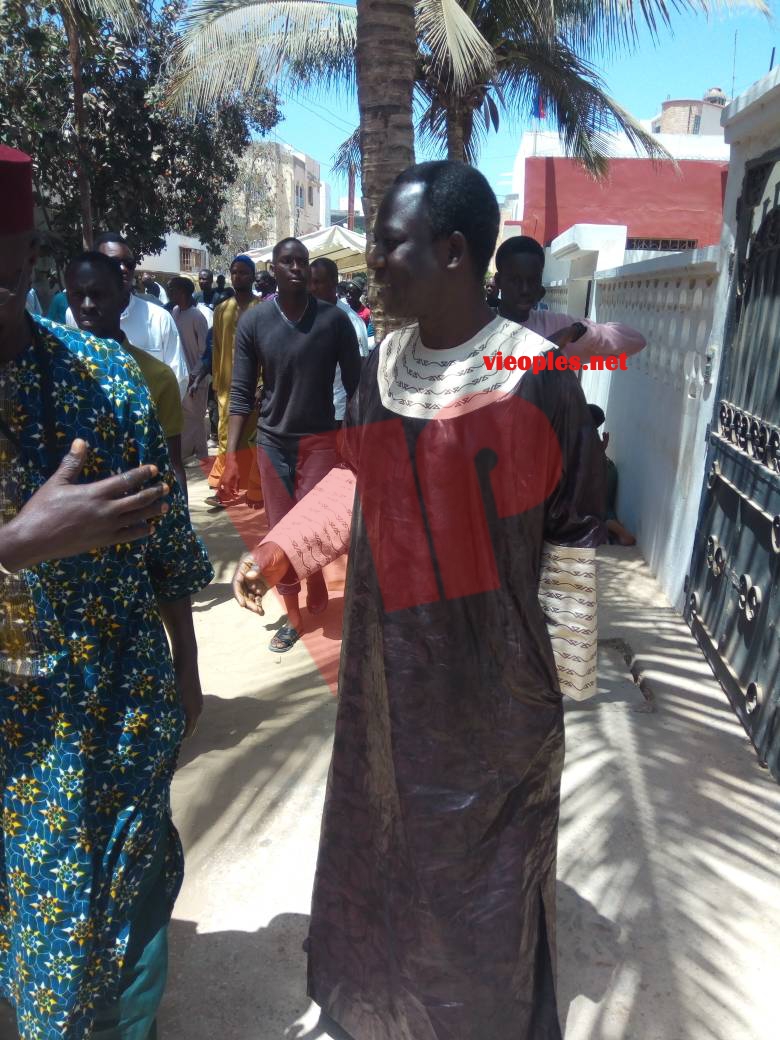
0, 145, 213, 1040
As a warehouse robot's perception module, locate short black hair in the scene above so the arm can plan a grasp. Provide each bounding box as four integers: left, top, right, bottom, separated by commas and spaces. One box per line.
199, 268, 213, 278
392, 161, 500, 280
272, 236, 307, 261
65, 250, 124, 291
256, 271, 277, 289
93, 231, 130, 250
494, 235, 546, 273
311, 257, 339, 285
168, 276, 195, 297
588, 404, 606, 429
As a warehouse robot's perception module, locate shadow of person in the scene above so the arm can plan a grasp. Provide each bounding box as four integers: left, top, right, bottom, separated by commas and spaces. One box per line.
556, 880, 621, 1028
176, 693, 283, 770
191, 582, 238, 612
161, 914, 320, 1040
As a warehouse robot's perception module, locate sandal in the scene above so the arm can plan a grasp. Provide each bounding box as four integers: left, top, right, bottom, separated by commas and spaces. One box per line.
268, 623, 301, 653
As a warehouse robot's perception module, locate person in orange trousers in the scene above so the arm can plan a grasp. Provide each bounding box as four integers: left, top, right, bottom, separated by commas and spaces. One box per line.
205, 254, 263, 507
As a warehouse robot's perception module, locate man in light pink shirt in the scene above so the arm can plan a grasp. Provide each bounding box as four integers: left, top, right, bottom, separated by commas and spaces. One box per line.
494, 235, 646, 359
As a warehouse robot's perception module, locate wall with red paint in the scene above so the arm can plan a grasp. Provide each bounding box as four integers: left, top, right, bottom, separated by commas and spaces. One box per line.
519, 157, 728, 246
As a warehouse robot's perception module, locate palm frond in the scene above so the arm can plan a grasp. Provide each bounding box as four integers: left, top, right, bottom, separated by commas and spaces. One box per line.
495, 32, 673, 174
554, 0, 770, 59
58, 0, 143, 36
167, 0, 356, 112
416, 0, 496, 91
331, 126, 361, 177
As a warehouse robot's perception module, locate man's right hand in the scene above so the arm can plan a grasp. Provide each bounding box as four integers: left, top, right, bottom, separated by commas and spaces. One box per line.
232, 542, 291, 615
0, 438, 169, 572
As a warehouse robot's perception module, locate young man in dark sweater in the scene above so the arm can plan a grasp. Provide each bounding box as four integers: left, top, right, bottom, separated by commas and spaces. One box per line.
222, 236, 361, 651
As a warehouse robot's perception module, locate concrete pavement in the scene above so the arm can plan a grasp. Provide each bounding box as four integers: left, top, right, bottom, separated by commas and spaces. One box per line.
2, 458, 779, 1039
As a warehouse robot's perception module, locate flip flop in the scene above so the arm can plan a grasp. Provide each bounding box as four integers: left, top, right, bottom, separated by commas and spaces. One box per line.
268, 623, 301, 653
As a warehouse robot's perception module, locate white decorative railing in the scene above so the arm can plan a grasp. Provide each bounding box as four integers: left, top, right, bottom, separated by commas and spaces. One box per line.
578, 248, 722, 608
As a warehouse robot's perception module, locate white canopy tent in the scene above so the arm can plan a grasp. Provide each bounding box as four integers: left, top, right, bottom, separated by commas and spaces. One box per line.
248, 224, 367, 277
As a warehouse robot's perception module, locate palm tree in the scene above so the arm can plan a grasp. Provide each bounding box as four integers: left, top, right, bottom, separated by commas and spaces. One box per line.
415, 0, 768, 168
170, 0, 492, 331
56, 0, 143, 246
331, 128, 360, 230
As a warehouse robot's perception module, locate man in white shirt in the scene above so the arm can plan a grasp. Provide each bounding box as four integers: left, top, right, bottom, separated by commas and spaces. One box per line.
310, 257, 369, 426
66, 232, 188, 395
168, 276, 210, 459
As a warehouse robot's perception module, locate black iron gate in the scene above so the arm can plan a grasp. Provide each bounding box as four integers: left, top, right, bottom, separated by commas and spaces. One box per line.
685, 148, 780, 780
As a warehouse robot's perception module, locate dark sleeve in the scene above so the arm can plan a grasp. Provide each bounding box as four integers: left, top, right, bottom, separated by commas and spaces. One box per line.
201, 327, 213, 370
534, 364, 607, 547
229, 308, 259, 415
120, 363, 213, 601
336, 310, 362, 398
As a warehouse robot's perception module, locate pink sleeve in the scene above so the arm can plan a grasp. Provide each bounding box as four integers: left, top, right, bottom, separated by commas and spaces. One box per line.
259, 466, 357, 581
567, 319, 646, 360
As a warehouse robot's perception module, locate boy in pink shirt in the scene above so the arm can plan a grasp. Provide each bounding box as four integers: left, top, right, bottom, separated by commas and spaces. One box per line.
494, 235, 646, 359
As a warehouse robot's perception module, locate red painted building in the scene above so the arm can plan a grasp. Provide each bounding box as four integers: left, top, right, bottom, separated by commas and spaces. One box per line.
516, 155, 728, 248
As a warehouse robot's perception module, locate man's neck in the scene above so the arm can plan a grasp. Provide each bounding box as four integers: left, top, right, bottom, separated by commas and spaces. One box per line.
277, 289, 309, 322
498, 302, 530, 324
234, 288, 253, 306
418, 284, 495, 351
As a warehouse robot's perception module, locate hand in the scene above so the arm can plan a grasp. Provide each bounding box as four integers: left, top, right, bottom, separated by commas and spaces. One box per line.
188, 367, 206, 396
1, 439, 168, 571
548, 322, 587, 349
218, 454, 241, 501
174, 657, 203, 738
232, 542, 291, 615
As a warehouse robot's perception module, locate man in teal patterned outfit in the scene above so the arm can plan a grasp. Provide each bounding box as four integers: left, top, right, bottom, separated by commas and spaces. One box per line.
0, 146, 213, 1038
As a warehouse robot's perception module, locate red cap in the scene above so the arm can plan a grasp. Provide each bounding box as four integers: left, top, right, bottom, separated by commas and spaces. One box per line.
0, 145, 34, 234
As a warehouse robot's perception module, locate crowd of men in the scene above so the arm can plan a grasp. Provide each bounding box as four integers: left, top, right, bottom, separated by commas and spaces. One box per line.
1, 140, 646, 1040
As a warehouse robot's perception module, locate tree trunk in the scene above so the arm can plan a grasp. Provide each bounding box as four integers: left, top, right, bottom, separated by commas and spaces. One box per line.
446, 101, 466, 162
347, 165, 356, 231
356, 0, 416, 339
63, 10, 93, 249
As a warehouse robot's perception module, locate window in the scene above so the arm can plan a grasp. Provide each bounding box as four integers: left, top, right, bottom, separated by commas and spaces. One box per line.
692, 114, 701, 135
308, 186, 314, 207
179, 246, 205, 273
626, 238, 698, 251
295, 184, 304, 209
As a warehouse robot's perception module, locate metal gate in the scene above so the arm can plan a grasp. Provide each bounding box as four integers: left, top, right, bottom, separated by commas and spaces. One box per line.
685, 148, 780, 780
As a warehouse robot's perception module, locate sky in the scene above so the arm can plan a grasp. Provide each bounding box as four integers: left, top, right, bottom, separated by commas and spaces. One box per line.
265, 5, 778, 209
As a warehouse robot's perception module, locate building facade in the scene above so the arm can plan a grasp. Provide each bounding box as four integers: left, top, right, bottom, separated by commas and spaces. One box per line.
137, 232, 209, 279
504, 89, 731, 251
649, 87, 728, 136
265, 142, 322, 244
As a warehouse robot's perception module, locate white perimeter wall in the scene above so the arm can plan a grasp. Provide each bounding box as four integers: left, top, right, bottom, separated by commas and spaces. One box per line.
580, 250, 721, 609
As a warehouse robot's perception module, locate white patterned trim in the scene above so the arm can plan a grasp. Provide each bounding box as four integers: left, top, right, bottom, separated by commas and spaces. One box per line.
538, 544, 598, 701
377, 318, 552, 420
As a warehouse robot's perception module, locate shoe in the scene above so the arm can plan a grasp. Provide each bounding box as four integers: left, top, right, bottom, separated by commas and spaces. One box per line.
204, 494, 227, 509
207, 438, 218, 449
268, 623, 301, 653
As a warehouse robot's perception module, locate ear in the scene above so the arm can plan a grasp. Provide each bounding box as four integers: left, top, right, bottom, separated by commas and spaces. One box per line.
445, 231, 467, 271
539, 285, 546, 300
268, 263, 276, 277
493, 268, 503, 290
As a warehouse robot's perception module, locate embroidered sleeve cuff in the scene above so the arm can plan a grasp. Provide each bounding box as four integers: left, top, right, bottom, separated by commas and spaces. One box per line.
261, 466, 357, 581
